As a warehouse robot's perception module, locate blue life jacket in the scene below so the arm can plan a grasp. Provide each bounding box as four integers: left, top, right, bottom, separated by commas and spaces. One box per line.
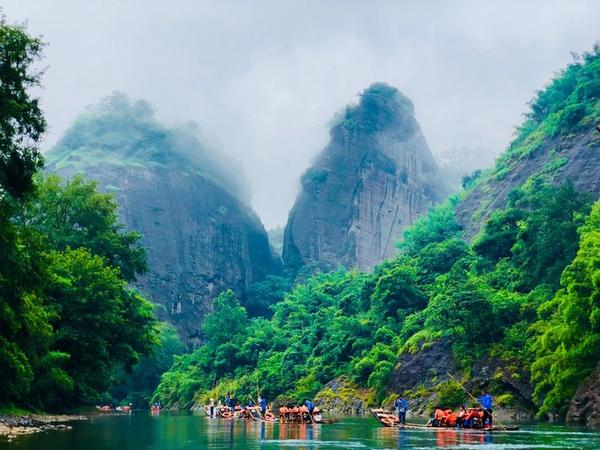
478, 394, 493, 409
305, 400, 315, 410
395, 398, 409, 412
260, 398, 267, 409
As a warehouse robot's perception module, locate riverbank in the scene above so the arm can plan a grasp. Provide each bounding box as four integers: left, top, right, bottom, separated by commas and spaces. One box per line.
0, 414, 89, 441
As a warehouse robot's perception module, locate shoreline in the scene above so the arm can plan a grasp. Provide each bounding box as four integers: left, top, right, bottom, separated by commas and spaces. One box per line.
0, 414, 89, 441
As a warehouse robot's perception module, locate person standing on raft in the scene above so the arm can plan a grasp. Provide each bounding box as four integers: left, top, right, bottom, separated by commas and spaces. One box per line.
259, 396, 268, 416
209, 398, 215, 418
478, 391, 493, 428
394, 397, 409, 425
305, 400, 315, 415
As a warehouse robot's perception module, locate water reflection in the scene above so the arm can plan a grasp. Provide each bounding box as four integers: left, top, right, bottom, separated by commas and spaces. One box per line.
376, 424, 496, 448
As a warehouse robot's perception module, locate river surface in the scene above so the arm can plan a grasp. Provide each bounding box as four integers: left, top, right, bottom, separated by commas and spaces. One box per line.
2, 412, 600, 449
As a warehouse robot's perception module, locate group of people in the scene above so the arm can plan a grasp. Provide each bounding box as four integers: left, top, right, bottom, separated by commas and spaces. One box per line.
207, 395, 320, 423
394, 391, 494, 430
96, 403, 132, 412
427, 392, 494, 429
206, 394, 274, 420
279, 400, 321, 423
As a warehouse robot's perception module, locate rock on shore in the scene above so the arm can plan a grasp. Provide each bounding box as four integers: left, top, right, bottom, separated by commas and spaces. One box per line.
0, 414, 87, 440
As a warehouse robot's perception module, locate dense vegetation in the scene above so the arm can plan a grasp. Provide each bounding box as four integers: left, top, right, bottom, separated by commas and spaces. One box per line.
491, 44, 600, 181
0, 21, 167, 411
154, 47, 600, 419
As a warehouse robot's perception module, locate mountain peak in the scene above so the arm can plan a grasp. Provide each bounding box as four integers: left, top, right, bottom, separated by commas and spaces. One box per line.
283, 83, 446, 272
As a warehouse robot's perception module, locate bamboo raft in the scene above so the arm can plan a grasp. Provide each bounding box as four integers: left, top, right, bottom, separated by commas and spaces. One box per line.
203, 405, 337, 424
371, 409, 519, 432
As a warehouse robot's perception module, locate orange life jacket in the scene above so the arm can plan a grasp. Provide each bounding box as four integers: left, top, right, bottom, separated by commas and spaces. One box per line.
445, 413, 458, 426
434, 408, 445, 420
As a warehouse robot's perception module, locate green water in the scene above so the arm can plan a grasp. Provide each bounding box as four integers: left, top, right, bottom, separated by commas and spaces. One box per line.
2, 412, 600, 449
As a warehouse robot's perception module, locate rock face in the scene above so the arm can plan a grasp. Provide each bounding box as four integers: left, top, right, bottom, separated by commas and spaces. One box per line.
314, 378, 375, 415
46, 94, 280, 342
283, 83, 446, 272
567, 364, 600, 426
456, 123, 600, 239
387, 341, 456, 396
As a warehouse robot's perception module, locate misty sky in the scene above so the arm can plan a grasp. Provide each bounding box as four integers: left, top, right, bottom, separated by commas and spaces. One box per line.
3, 0, 600, 228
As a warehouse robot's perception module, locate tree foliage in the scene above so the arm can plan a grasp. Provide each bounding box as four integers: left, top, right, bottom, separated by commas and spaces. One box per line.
0, 19, 45, 199
531, 202, 600, 416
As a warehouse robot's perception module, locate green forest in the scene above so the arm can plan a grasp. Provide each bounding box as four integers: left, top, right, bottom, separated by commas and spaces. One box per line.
1, 17, 599, 424
153, 46, 600, 419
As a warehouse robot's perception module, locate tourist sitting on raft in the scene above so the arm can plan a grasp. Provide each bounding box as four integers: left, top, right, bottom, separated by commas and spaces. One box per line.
427, 404, 493, 429
425, 391, 494, 429
278, 401, 321, 423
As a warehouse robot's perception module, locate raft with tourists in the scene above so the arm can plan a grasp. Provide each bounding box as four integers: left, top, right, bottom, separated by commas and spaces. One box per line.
204, 396, 337, 424
371, 408, 518, 431
372, 374, 519, 432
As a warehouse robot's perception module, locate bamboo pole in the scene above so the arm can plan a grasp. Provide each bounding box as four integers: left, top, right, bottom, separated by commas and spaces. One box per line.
445, 372, 507, 432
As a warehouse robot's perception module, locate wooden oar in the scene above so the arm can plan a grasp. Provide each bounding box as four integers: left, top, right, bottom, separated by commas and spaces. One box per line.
252, 394, 268, 421
445, 372, 508, 432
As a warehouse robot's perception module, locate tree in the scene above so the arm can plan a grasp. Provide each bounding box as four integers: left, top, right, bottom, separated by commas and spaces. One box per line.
473, 208, 525, 261
0, 20, 45, 199
371, 263, 426, 321
243, 275, 292, 318
0, 20, 49, 406
511, 181, 591, 290
400, 196, 463, 256
44, 247, 155, 406
203, 290, 249, 348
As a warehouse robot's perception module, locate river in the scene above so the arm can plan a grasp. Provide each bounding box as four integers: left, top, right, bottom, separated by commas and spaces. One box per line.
1, 412, 600, 449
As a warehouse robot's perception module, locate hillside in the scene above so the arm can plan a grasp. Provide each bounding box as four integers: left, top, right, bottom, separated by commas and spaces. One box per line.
45, 94, 281, 342
283, 83, 446, 273
153, 47, 600, 425
456, 47, 600, 237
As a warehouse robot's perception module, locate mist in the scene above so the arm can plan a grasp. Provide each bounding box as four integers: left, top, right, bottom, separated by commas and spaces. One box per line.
3, 0, 599, 228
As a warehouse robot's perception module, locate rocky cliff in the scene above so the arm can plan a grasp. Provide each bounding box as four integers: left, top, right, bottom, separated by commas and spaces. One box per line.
567, 363, 600, 426
456, 123, 600, 238
283, 83, 446, 272
46, 94, 280, 342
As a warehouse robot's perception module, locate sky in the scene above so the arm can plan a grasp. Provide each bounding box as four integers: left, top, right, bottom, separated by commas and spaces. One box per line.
3, 0, 600, 228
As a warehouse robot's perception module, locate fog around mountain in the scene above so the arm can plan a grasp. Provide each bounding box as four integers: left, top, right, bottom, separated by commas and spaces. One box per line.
3, 0, 600, 227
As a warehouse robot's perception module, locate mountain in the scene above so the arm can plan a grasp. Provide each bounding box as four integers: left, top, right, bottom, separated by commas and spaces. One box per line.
283, 83, 446, 272
45, 93, 281, 342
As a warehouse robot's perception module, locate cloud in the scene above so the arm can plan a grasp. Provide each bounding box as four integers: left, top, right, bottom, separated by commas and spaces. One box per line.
3, 0, 599, 227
